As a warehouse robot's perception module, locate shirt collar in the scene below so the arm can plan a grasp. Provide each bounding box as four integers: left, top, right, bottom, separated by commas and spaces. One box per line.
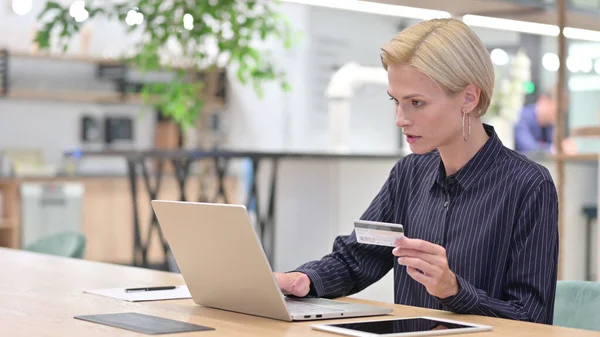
429, 123, 503, 191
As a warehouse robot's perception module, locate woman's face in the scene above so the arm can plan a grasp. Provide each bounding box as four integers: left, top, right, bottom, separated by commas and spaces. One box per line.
387, 64, 476, 154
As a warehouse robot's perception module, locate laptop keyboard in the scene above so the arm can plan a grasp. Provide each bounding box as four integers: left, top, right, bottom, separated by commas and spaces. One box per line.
285, 300, 346, 314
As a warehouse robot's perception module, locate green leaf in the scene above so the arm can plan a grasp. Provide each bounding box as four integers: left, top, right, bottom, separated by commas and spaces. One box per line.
34, 28, 51, 49
37, 1, 64, 20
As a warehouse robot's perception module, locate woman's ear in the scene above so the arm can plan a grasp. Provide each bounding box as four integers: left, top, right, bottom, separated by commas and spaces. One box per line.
462, 84, 481, 114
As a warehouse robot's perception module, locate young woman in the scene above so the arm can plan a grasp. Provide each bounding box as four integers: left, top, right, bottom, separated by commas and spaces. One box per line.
275, 18, 558, 325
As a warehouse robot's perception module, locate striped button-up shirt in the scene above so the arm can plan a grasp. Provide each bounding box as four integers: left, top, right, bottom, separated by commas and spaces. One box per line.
295, 124, 559, 324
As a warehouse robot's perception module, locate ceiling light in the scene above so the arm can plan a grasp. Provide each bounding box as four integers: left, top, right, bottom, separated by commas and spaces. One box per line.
490, 48, 509, 66
69, 1, 89, 23
12, 0, 32, 16
126, 9, 144, 26
463, 15, 600, 42
542, 53, 559, 72
69, 1, 84, 17
281, 0, 450, 20
74, 10, 89, 23
564, 27, 600, 42
125, 11, 136, 26
463, 15, 559, 36
183, 13, 194, 31
135, 12, 144, 25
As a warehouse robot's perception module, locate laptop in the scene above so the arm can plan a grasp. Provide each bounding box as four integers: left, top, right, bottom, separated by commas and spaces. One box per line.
150, 200, 393, 322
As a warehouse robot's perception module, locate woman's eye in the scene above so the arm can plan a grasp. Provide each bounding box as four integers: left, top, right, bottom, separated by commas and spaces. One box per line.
389, 97, 399, 105
412, 100, 424, 107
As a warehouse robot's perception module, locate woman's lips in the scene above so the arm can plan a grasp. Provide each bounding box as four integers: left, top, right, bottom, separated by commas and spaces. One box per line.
405, 134, 421, 144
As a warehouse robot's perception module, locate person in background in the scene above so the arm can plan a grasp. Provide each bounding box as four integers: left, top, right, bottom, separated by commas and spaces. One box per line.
274, 18, 559, 325
514, 89, 577, 154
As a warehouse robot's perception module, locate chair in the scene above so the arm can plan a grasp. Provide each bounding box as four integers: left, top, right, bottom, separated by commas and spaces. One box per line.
24, 231, 86, 259
554, 280, 600, 331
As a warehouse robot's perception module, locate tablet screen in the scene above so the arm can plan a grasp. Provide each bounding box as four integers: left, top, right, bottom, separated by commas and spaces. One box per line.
328, 318, 473, 335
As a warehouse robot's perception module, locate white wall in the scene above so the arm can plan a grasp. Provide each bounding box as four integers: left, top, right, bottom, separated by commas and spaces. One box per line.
225, 3, 311, 151
301, 7, 401, 152
227, 5, 411, 153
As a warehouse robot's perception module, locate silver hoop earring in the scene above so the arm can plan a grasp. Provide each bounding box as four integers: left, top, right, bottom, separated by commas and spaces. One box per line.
462, 111, 471, 142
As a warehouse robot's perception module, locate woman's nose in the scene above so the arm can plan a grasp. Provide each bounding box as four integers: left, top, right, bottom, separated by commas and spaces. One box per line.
395, 108, 409, 128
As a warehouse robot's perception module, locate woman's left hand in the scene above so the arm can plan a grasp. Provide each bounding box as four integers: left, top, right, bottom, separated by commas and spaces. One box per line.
392, 236, 459, 299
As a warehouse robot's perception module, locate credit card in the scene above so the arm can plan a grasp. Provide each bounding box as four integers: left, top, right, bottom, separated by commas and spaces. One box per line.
354, 219, 404, 247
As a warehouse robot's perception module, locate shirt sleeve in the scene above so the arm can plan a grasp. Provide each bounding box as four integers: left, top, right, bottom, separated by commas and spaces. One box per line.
514, 112, 551, 153
292, 161, 402, 299
437, 180, 559, 324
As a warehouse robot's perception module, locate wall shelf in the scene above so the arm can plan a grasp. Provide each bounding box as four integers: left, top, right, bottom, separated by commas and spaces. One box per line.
0, 49, 228, 106
10, 51, 123, 66
6, 89, 147, 105
4, 89, 226, 108
9, 51, 206, 71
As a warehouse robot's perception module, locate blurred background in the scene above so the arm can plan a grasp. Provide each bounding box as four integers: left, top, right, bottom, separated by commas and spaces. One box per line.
0, 0, 599, 303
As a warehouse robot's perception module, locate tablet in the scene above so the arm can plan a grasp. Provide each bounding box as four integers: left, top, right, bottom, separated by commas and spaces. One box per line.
311, 316, 492, 337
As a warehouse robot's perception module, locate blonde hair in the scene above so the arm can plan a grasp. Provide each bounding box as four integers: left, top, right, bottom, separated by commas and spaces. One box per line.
381, 18, 494, 116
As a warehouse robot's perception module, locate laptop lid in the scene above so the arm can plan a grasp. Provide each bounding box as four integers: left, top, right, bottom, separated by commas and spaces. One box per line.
150, 200, 293, 321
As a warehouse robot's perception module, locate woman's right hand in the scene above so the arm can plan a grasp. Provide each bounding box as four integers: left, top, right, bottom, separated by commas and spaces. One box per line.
274, 272, 311, 297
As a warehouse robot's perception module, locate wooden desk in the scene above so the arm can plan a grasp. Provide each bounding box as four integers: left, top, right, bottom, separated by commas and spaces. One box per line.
2, 248, 598, 336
